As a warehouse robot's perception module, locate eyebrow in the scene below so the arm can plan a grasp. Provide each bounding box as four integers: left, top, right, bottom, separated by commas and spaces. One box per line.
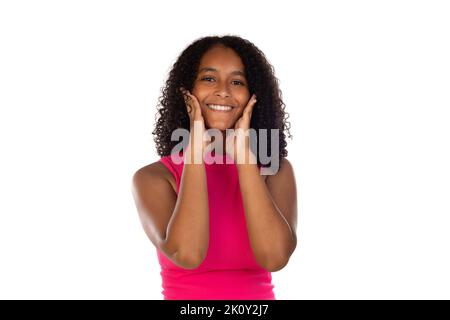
198, 67, 246, 77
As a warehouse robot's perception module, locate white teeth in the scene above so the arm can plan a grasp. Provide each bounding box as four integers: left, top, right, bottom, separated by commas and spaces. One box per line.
207, 104, 233, 111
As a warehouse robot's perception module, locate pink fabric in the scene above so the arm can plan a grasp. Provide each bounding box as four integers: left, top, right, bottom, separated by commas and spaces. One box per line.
156, 151, 275, 300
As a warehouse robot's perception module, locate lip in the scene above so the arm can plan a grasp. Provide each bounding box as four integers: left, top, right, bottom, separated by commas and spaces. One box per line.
205, 103, 235, 113
206, 103, 236, 108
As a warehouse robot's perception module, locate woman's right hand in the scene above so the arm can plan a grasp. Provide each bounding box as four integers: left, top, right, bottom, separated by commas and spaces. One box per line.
180, 87, 208, 162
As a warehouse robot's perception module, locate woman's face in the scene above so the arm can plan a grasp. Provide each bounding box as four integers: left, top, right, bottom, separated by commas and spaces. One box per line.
191, 45, 251, 131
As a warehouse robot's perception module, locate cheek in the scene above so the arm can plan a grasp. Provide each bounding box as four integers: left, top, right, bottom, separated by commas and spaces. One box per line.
193, 89, 215, 109
233, 107, 245, 119
191, 87, 203, 99
191, 82, 208, 96
236, 91, 250, 107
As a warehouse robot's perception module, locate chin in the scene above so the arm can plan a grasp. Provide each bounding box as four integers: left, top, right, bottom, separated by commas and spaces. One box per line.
205, 122, 234, 131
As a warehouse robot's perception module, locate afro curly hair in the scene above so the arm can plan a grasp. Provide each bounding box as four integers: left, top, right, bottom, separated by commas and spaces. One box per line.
152, 35, 292, 168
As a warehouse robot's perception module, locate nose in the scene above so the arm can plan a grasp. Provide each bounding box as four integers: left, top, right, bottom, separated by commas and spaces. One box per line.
214, 83, 231, 98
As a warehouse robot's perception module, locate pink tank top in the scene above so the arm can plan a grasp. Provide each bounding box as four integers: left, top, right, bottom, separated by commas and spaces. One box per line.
157, 151, 275, 300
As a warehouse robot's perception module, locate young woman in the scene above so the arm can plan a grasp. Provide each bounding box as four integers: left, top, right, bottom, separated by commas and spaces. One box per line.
132, 35, 297, 300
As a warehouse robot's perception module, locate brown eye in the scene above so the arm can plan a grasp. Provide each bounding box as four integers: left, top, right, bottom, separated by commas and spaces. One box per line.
232, 80, 245, 86
201, 76, 214, 82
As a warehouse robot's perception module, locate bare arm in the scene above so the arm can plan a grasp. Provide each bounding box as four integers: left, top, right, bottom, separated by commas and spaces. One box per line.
132, 143, 209, 270
163, 142, 210, 267
227, 94, 297, 272
236, 157, 298, 272
132, 88, 210, 269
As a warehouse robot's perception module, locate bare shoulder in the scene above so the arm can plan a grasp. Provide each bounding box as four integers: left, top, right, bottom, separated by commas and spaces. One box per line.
265, 157, 298, 239
132, 160, 177, 193
131, 160, 179, 249
265, 158, 295, 184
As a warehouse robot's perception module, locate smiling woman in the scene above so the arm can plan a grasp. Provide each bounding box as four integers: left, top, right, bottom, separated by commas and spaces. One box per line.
193, 45, 250, 132
131, 35, 297, 300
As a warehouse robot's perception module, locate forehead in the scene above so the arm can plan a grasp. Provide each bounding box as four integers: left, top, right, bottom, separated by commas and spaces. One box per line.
198, 45, 245, 72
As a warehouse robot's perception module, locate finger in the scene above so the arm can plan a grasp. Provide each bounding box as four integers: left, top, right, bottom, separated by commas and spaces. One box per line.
185, 91, 203, 118
180, 88, 201, 113
185, 91, 200, 109
180, 87, 193, 115
180, 87, 189, 101
243, 94, 257, 119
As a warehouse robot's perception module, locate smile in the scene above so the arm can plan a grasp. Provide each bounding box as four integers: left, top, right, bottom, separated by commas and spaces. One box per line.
207, 104, 234, 112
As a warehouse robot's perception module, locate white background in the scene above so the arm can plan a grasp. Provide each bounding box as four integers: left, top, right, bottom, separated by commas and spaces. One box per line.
1, 0, 449, 299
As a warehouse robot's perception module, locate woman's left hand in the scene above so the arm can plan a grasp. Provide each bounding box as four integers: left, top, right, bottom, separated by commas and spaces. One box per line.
225, 94, 257, 163
234, 94, 257, 131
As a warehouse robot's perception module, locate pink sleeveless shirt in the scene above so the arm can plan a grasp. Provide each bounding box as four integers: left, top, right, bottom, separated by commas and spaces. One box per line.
157, 151, 275, 300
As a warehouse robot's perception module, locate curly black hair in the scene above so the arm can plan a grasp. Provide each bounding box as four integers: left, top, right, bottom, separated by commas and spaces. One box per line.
152, 35, 292, 168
